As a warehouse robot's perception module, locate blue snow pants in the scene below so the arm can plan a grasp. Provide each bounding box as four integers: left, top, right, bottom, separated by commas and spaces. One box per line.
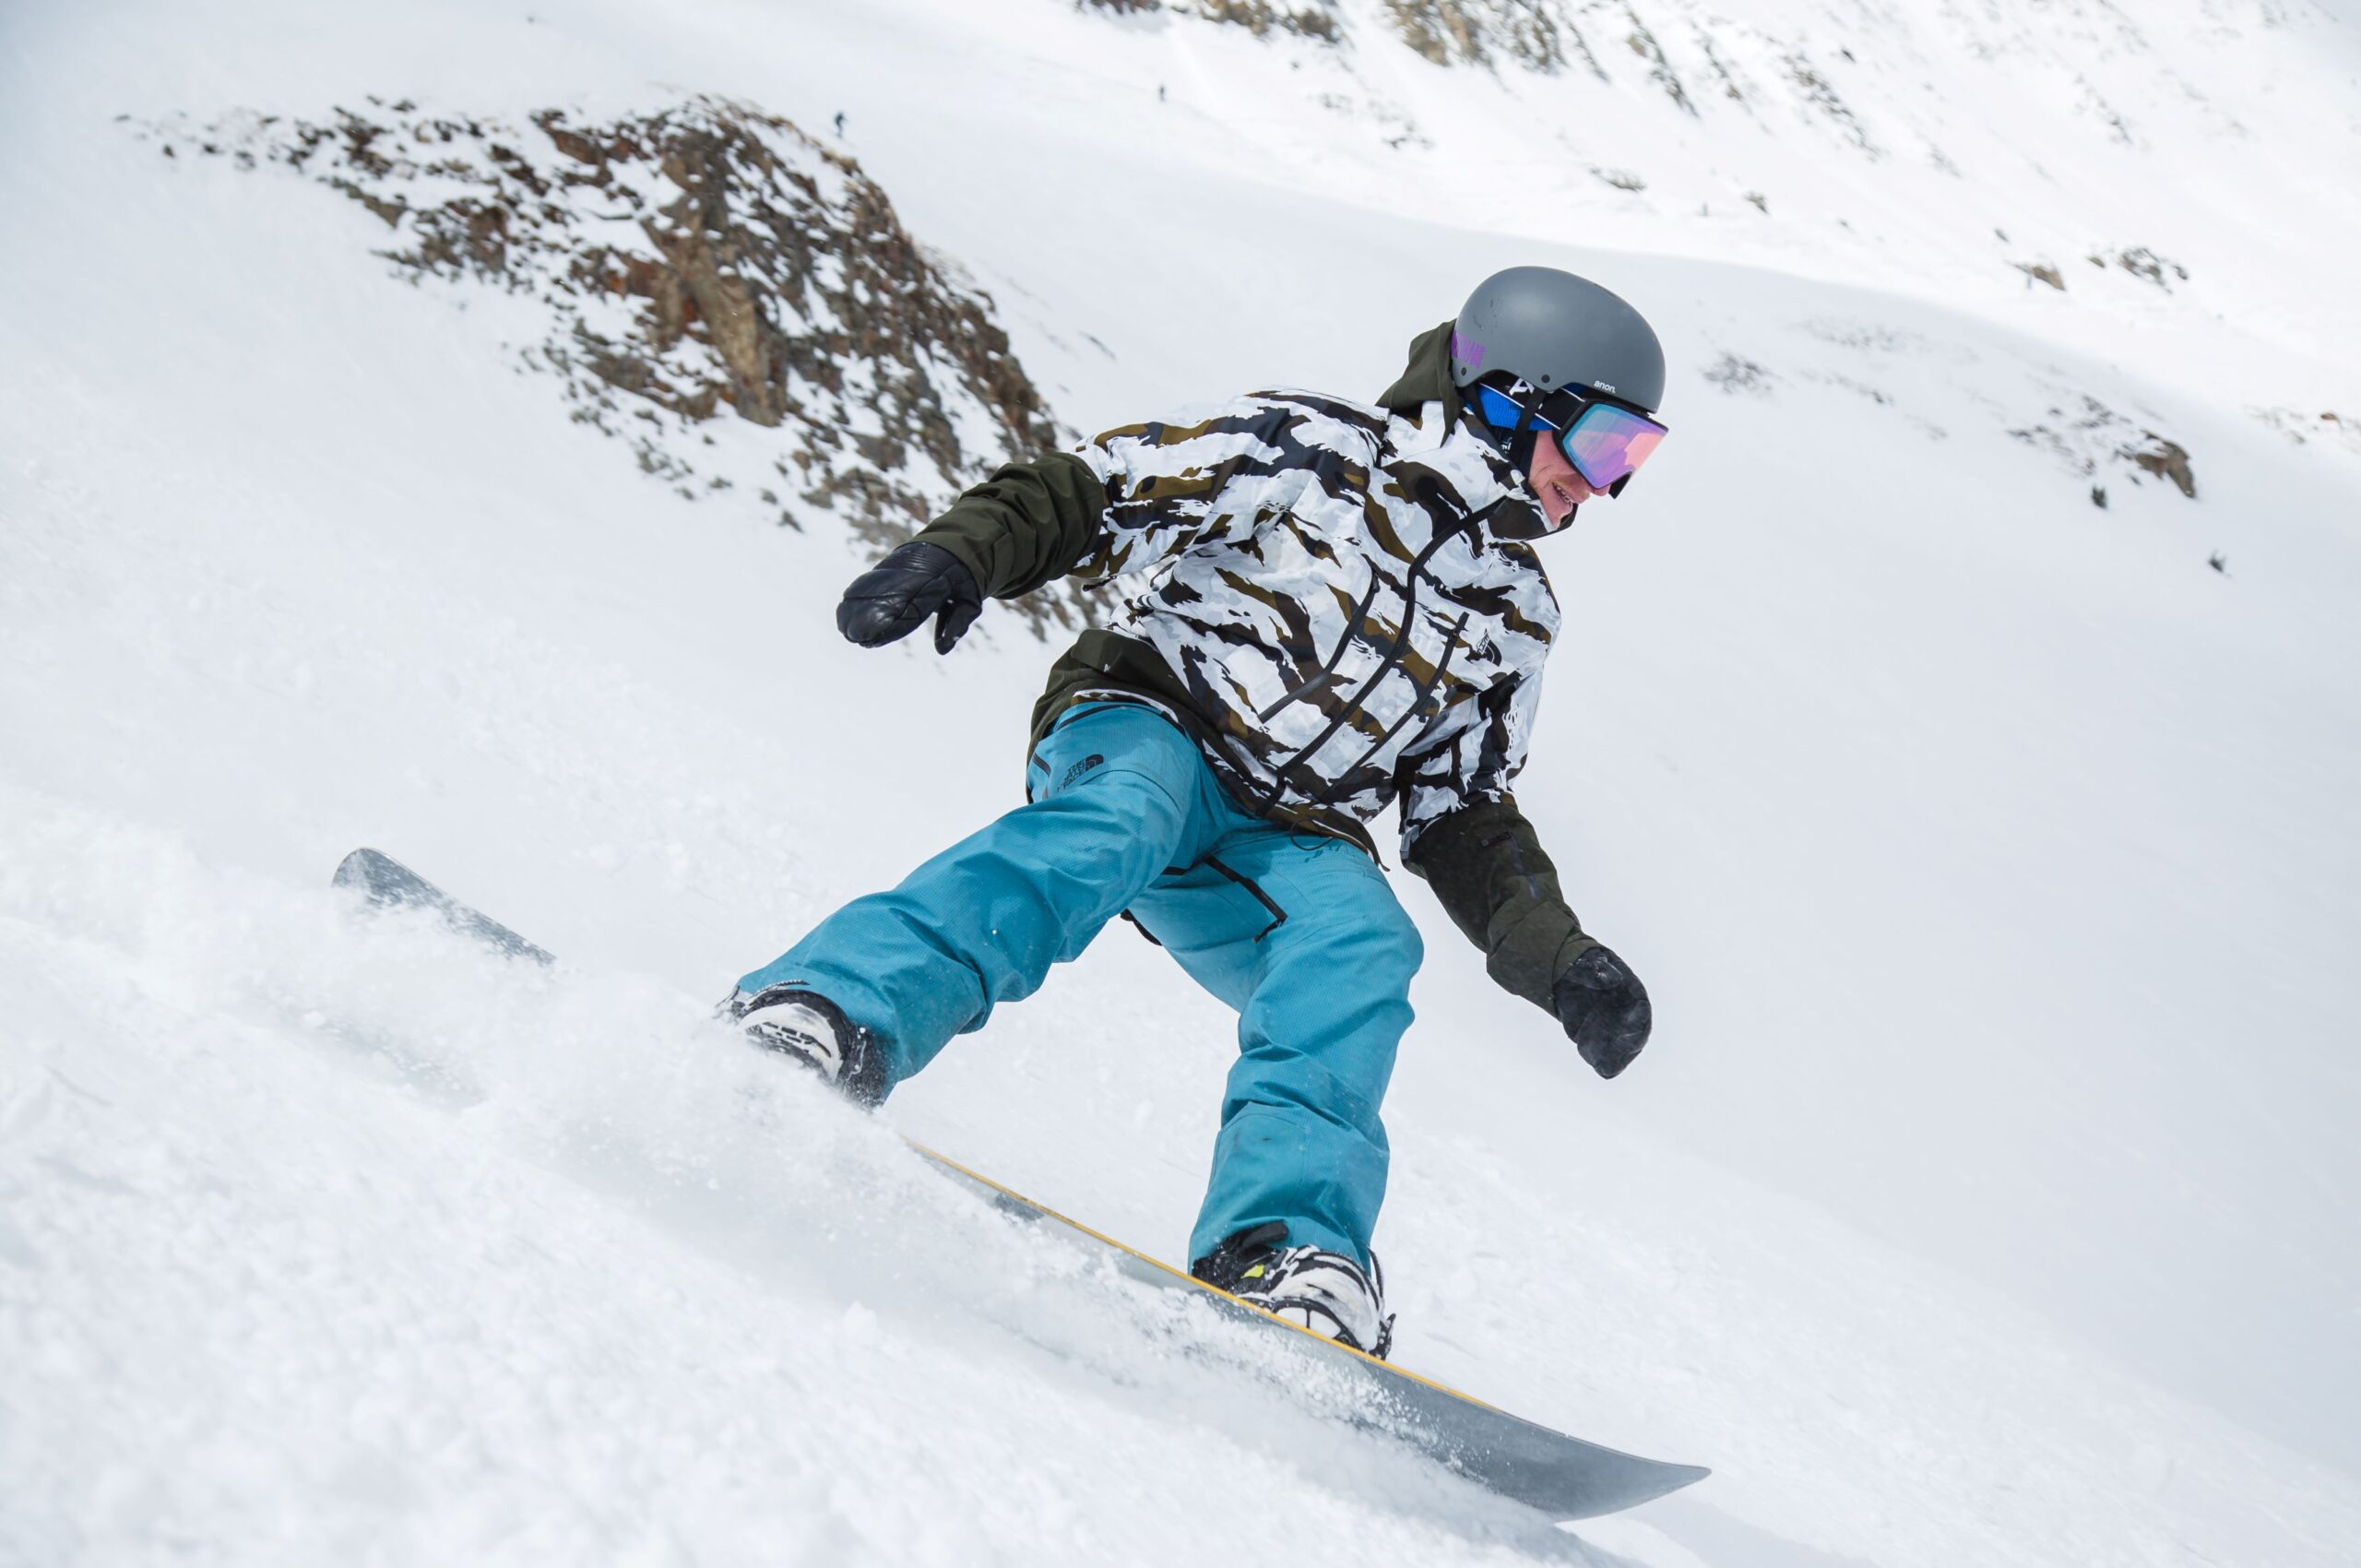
736, 703, 1423, 1270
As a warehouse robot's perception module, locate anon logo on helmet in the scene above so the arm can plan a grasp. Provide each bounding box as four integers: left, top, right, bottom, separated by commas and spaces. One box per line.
1451, 331, 1489, 371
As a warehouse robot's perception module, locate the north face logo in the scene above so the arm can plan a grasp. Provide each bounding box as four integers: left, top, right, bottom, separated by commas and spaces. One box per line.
1058, 754, 1106, 790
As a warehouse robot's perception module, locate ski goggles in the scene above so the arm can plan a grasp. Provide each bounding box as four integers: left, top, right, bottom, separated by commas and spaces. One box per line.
1471, 380, 1667, 494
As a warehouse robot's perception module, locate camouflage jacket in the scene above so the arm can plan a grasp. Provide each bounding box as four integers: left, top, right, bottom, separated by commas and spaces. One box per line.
915, 323, 1603, 1014
1066, 388, 1556, 851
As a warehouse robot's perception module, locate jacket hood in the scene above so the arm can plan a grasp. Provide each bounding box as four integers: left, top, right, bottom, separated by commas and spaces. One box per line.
1378, 318, 1563, 541
1375, 319, 1461, 417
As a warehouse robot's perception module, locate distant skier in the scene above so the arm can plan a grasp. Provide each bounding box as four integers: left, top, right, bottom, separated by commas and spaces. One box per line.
728, 268, 1669, 1356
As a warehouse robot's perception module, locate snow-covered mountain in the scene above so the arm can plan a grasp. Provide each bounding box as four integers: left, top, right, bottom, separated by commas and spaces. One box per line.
4, 0, 2358, 1563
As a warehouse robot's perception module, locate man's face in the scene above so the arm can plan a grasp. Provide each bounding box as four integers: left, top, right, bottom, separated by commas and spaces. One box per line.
1526, 431, 1600, 526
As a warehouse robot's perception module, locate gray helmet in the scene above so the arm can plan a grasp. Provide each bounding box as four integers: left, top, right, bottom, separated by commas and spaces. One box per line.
1449, 267, 1666, 414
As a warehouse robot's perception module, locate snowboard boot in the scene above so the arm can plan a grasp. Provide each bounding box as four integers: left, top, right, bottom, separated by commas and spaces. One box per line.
721, 984, 887, 1105
1192, 1221, 1394, 1360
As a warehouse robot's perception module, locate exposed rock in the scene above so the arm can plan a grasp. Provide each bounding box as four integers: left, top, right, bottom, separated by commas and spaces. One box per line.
1693, 28, 1754, 106
2126, 434, 2196, 498
1622, 8, 1697, 115
2114, 246, 2189, 288
2248, 406, 2361, 456
141, 97, 1081, 636
2247, 407, 2361, 454
2015, 261, 2067, 291
1081, 0, 1339, 40
1195, 0, 1341, 39
1702, 351, 1775, 396
2008, 394, 2198, 501
2073, 74, 2136, 146
1809, 373, 1895, 407
1382, 0, 1572, 71
1313, 89, 1433, 149
2085, 245, 2189, 290
1785, 53, 1880, 156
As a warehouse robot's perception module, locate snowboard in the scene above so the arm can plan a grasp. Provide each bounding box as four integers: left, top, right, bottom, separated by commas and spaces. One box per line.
331, 846, 1710, 1521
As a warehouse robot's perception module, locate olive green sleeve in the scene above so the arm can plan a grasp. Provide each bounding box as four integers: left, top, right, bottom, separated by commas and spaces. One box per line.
1404, 799, 1599, 1012
914, 451, 1109, 601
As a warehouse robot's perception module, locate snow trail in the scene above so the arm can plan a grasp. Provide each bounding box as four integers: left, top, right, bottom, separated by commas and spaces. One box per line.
2, 790, 1598, 1564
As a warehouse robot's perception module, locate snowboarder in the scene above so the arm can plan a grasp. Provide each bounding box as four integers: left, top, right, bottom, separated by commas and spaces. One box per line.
727, 267, 1668, 1356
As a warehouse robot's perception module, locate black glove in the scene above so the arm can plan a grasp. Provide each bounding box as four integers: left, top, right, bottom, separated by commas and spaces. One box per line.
836, 541, 984, 655
1552, 944, 1653, 1079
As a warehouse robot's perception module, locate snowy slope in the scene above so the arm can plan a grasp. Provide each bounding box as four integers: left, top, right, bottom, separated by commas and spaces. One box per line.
5, 0, 2361, 1564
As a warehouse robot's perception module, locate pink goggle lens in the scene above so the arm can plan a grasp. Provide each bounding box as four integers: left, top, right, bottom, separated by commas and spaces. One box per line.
1560, 403, 1667, 491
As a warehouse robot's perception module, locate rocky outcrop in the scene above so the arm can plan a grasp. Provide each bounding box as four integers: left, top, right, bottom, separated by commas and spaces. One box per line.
2084, 245, 2190, 291
142, 97, 1080, 635
1383, 0, 1577, 71
2008, 395, 2198, 500
1078, 0, 1339, 40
